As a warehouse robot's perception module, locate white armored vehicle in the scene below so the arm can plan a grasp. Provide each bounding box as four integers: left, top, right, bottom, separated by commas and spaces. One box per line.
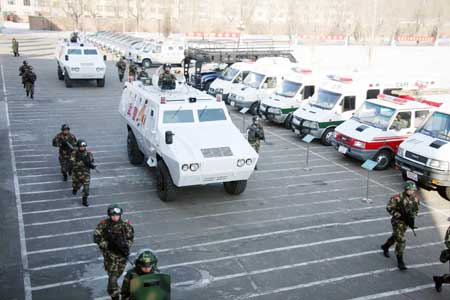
55, 39, 107, 88
119, 73, 258, 202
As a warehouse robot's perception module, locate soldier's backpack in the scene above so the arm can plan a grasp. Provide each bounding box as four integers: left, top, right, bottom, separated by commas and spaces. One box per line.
130, 273, 171, 300
440, 249, 450, 263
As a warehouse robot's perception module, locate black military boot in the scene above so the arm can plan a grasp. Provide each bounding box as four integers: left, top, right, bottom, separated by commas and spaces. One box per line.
63, 173, 68, 181
82, 196, 89, 207
72, 189, 77, 195
381, 237, 395, 258
433, 276, 443, 292
254, 164, 258, 171
396, 255, 407, 270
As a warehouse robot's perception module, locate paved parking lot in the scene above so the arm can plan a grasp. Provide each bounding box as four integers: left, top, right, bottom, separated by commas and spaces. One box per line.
1, 33, 450, 300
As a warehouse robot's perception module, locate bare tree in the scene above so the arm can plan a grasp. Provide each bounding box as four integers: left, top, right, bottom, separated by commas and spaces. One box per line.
84, 0, 99, 31
62, 0, 86, 30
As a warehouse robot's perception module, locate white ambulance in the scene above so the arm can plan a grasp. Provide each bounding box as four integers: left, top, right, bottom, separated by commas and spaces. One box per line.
228, 62, 296, 115
396, 99, 450, 200
118, 76, 257, 202
332, 93, 443, 170
291, 72, 437, 146
55, 39, 107, 88
259, 67, 317, 128
135, 41, 186, 68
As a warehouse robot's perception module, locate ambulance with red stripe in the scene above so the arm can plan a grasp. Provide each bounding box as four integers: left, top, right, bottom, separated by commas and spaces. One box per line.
332, 93, 443, 170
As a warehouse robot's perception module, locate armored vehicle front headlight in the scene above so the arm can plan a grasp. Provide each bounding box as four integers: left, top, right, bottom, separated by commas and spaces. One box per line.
246, 159, 252, 165
190, 163, 200, 172
182, 164, 189, 171
96, 67, 105, 72
237, 159, 245, 167
71, 67, 80, 72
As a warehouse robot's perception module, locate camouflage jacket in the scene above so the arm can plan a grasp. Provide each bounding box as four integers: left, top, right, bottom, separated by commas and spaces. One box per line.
12, 40, 19, 51
247, 123, 265, 143
121, 267, 157, 300
23, 71, 37, 84
70, 150, 95, 173
386, 192, 419, 222
93, 218, 134, 255
19, 65, 29, 76
116, 59, 126, 71
158, 72, 176, 87
52, 132, 77, 154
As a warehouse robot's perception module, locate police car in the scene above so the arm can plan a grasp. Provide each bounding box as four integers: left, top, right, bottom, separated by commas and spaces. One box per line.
55, 39, 107, 87
118, 75, 258, 202
332, 93, 443, 170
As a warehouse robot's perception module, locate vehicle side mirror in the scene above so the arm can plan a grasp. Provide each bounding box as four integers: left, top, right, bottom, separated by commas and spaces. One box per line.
165, 131, 174, 144
65, 55, 69, 61
103, 55, 107, 61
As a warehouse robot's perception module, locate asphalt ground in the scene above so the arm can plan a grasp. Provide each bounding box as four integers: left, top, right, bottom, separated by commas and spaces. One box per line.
1, 33, 450, 300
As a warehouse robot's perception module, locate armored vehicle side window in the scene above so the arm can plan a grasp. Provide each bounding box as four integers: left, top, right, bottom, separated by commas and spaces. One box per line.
198, 108, 227, 122
163, 110, 194, 123
67, 49, 82, 55
84, 49, 98, 55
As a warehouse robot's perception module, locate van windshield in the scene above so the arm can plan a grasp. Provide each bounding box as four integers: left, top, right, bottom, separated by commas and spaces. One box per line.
84, 49, 98, 55
310, 89, 341, 110
418, 112, 450, 141
243, 72, 265, 88
198, 108, 227, 122
352, 101, 396, 130
219, 68, 239, 81
163, 109, 194, 123
68, 49, 82, 55
276, 80, 302, 97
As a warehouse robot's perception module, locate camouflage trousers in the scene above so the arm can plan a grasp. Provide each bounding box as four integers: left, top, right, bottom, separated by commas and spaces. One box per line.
389, 220, 408, 256
25, 82, 34, 97
249, 139, 261, 153
72, 170, 90, 197
118, 70, 125, 82
103, 250, 127, 298
59, 154, 72, 175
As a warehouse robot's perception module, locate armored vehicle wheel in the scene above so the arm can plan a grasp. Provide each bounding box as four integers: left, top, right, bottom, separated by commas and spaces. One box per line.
204, 81, 212, 92
249, 102, 259, 115
127, 131, 144, 165
142, 59, 152, 69
438, 187, 450, 201
57, 65, 64, 80
97, 78, 105, 87
224, 180, 247, 195
156, 161, 176, 202
321, 127, 335, 146
374, 149, 393, 170
64, 71, 72, 88
284, 113, 293, 129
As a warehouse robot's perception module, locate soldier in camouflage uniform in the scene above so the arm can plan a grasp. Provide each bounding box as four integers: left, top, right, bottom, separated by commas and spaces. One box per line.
19, 61, 30, 88
116, 56, 127, 82
158, 64, 176, 89
23, 67, 37, 99
94, 205, 135, 300
247, 116, 264, 170
121, 249, 159, 300
381, 181, 419, 270
433, 226, 450, 292
12, 38, 19, 56
52, 124, 77, 181
70, 139, 96, 206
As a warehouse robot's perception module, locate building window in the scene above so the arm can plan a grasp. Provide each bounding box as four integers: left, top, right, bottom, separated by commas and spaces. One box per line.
24, 0, 31, 5
8, 0, 15, 5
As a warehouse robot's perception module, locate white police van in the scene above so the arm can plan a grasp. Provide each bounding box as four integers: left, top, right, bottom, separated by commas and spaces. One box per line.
55, 39, 107, 88
119, 75, 257, 202
396, 98, 450, 200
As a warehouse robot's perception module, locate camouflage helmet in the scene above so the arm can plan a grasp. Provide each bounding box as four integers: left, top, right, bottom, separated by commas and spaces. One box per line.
252, 116, 260, 122
61, 124, 70, 131
77, 139, 87, 148
135, 249, 158, 268
107, 204, 123, 217
23, 60, 28, 65
163, 63, 171, 70
404, 180, 417, 191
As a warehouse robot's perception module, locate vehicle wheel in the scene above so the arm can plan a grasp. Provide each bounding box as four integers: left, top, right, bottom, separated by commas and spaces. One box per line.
142, 59, 152, 69
127, 131, 144, 165
438, 187, 450, 201
156, 160, 176, 202
57, 65, 64, 80
284, 113, 293, 129
401, 171, 408, 182
249, 102, 259, 115
64, 71, 72, 88
97, 78, 105, 87
204, 81, 212, 92
223, 180, 247, 195
374, 149, 393, 170
321, 127, 335, 146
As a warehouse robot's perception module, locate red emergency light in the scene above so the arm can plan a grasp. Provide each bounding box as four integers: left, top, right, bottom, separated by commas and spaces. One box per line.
327, 75, 353, 83
160, 97, 166, 104
293, 67, 312, 74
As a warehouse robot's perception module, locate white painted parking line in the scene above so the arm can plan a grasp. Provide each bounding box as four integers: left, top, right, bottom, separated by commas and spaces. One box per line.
17, 160, 129, 171
1, 64, 32, 300
20, 174, 144, 187
345, 284, 434, 300
19, 166, 142, 179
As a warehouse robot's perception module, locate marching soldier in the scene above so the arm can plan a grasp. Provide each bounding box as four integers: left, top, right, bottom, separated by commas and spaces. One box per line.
121, 249, 160, 300
12, 38, 19, 56
158, 63, 176, 89
94, 205, 134, 300
433, 226, 450, 292
23, 67, 37, 99
380, 181, 419, 270
70, 139, 96, 206
52, 124, 77, 181
116, 56, 127, 82
247, 116, 265, 170
19, 61, 30, 88
137, 66, 149, 81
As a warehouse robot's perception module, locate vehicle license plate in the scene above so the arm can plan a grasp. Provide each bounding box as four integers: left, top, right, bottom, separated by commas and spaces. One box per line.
338, 145, 348, 154
406, 171, 418, 181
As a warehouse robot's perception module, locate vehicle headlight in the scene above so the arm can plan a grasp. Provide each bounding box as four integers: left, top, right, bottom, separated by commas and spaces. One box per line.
237, 96, 244, 101
353, 140, 366, 149
218, 88, 223, 93
426, 159, 449, 170
70, 67, 80, 72
246, 158, 253, 165
190, 163, 200, 172
181, 164, 189, 171
292, 117, 300, 125
237, 159, 245, 167
397, 147, 405, 158
303, 120, 319, 129
96, 67, 105, 72
268, 107, 282, 114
